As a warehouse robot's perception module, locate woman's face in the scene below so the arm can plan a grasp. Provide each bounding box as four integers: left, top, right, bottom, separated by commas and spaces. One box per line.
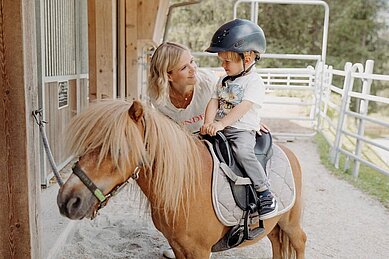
218, 52, 243, 76
168, 50, 197, 88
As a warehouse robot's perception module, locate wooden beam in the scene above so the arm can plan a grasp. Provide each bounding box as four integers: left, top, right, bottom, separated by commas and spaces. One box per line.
88, 0, 117, 100
152, 0, 169, 43
118, 0, 126, 98
87, 0, 97, 100
125, 0, 138, 100
137, 0, 160, 40
0, 0, 41, 258
138, 0, 169, 42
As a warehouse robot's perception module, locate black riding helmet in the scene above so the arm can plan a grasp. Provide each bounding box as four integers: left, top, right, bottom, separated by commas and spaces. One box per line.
206, 18, 266, 60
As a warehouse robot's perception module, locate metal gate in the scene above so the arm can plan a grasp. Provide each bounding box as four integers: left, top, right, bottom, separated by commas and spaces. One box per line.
37, 0, 89, 186
233, 0, 330, 139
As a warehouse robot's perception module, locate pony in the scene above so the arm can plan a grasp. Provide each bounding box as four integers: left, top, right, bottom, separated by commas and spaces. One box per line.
57, 99, 306, 259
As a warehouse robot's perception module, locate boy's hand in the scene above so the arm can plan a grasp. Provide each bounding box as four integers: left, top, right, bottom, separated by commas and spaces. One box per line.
200, 123, 210, 135
257, 123, 270, 135
201, 122, 224, 136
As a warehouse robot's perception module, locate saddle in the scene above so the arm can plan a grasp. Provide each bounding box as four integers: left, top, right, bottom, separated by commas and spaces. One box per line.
202, 130, 273, 251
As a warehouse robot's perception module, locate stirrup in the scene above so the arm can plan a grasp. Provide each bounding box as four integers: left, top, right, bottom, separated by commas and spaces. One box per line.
244, 203, 265, 240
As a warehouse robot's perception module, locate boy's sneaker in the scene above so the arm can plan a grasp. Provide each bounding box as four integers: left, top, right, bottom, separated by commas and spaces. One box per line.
257, 191, 278, 220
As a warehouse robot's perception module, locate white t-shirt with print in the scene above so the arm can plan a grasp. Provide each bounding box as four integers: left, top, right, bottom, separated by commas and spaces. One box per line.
154, 69, 218, 133
213, 70, 265, 131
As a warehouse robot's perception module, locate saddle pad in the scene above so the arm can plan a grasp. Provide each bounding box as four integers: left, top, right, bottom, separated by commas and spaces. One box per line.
204, 140, 296, 226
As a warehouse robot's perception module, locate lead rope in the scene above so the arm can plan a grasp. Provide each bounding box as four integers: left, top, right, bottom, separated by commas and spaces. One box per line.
32, 109, 64, 186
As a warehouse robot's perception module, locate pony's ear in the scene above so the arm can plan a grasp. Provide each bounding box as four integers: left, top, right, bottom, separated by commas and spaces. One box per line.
128, 101, 144, 122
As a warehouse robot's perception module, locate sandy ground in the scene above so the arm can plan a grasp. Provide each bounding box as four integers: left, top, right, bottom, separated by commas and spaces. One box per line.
44, 138, 389, 259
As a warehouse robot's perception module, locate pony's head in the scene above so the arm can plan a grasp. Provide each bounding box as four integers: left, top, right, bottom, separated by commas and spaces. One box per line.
57, 100, 202, 221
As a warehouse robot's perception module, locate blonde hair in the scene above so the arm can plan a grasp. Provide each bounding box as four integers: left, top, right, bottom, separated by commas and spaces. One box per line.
148, 42, 190, 105
218, 51, 257, 62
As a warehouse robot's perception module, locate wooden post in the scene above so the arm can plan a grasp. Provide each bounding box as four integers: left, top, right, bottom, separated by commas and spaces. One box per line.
0, 0, 41, 258
88, 0, 117, 100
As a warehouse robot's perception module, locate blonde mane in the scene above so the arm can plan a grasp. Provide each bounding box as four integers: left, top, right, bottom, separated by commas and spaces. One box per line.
66, 99, 203, 220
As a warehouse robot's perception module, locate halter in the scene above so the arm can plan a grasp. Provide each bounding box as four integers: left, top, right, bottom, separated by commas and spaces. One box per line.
72, 161, 141, 219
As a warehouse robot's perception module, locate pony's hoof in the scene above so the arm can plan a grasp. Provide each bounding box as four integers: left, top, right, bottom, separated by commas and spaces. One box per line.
163, 248, 175, 259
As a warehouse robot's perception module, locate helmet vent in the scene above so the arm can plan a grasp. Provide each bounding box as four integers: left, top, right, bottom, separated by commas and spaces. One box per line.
217, 29, 230, 43
234, 39, 244, 48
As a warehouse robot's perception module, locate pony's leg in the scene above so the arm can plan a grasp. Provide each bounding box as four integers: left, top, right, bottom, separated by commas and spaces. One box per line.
170, 243, 211, 259
267, 224, 282, 259
279, 221, 307, 259
171, 249, 211, 259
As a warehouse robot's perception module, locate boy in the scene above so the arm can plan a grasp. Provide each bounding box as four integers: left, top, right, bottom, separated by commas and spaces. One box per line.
201, 19, 277, 220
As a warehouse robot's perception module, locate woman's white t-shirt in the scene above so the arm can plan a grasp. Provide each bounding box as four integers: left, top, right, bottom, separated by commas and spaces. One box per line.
153, 69, 218, 133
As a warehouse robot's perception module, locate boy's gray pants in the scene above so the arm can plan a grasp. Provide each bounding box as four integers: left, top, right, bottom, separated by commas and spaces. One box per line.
223, 126, 269, 192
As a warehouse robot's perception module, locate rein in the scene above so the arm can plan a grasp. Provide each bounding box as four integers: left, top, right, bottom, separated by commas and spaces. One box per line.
72, 161, 141, 218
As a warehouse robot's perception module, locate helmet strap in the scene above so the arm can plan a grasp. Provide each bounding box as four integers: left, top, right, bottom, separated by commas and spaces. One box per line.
240, 53, 246, 73
222, 58, 256, 87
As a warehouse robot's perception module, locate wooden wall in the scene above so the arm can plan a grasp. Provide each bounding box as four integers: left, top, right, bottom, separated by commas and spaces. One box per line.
41, 77, 89, 185
89, 0, 169, 101
43, 81, 75, 169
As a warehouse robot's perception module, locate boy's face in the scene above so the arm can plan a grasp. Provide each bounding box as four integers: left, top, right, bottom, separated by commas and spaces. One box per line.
218, 52, 244, 76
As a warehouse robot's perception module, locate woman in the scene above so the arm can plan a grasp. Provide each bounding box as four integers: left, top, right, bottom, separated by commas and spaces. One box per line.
148, 41, 218, 259
147, 41, 269, 259
148, 42, 218, 133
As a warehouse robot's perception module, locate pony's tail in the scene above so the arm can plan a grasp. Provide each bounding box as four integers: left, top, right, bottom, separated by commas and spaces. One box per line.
280, 229, 296, 259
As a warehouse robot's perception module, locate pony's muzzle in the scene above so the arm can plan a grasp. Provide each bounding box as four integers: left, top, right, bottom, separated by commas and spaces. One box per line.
57, 183, 98, 220
57, 192, 82, 219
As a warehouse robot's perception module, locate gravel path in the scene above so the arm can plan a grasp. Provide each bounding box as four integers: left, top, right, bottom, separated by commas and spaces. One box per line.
284, 139, 389, 259
55, 139, 389, 259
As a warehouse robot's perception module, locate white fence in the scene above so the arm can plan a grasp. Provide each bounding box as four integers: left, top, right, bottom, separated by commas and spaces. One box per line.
320, 60, 389, 177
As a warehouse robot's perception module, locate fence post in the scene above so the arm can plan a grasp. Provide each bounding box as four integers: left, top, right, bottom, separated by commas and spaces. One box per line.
318, 64, 332, 132
330, 62, 352, 167
352, 60, 374, 177
315, 61, 324, 131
